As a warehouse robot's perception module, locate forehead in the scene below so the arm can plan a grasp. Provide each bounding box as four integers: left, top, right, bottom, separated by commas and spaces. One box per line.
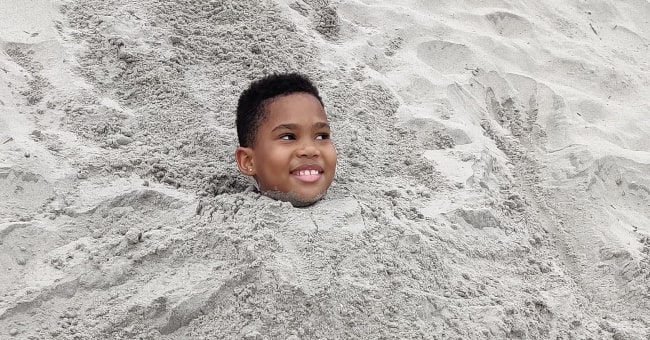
261, 92, 327, 127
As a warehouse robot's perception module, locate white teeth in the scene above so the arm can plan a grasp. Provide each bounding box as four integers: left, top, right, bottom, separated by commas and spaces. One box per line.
295, 170, 320, 176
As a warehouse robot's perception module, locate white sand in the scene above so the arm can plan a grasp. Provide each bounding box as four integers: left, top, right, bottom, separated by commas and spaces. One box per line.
1, 0, 649, 338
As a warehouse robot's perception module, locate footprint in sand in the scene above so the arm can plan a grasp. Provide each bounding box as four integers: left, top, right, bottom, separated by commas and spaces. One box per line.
484, 11, 533, 38
402, 117, 472, 150
0, 167, 54, 215
416, 40, 476, 75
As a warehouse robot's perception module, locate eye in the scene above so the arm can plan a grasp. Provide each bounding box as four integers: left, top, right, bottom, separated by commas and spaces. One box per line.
316, 133, 330, 140
280, 133, 296, 140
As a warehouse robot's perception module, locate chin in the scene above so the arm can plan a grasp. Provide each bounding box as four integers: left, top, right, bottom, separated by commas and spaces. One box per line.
261, 189, 327, 207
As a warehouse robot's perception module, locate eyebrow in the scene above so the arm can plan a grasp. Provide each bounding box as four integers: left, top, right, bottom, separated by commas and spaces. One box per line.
271, 122, 330, 132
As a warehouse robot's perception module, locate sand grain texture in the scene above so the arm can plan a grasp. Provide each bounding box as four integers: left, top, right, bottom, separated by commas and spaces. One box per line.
1, 0, 649, 339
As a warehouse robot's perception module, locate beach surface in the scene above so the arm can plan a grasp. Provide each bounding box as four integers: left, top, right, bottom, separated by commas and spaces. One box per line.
1, 0, 649, 338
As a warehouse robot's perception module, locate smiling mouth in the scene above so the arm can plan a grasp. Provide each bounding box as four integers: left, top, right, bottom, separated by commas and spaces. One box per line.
291, 169, 323, 183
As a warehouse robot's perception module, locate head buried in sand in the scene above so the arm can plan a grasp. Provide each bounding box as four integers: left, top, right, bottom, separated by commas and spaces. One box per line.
235, 73, 337, 207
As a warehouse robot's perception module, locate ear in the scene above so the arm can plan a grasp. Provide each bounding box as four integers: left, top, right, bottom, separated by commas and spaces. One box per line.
235, 146, 256, 176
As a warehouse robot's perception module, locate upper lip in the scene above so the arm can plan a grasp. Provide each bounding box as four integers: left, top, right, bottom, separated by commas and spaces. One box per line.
290, 164, 324, 173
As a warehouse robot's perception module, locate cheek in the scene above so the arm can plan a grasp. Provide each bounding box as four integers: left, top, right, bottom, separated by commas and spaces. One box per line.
261, 148, 291, 172
329, 144, 338, 159
269, 147, 293, 161
326, 147, 338, 167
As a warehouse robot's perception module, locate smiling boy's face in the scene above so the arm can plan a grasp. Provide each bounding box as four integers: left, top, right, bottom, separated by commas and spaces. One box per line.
235, 92, 337, 206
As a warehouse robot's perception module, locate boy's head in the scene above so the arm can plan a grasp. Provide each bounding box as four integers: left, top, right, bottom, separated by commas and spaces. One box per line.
235, 73, 337, 207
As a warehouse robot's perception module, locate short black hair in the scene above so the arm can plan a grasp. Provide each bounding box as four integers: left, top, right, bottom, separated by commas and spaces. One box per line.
236, 73, 324, 147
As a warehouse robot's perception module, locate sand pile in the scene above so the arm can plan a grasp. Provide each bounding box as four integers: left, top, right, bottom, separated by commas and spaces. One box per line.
1, 0, 649, 338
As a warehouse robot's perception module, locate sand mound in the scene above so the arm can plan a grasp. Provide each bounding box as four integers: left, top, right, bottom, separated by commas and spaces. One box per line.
1, 0, 649, 339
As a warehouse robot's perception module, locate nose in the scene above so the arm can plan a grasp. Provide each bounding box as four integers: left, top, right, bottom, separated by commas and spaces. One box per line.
297, 139, 320, 158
